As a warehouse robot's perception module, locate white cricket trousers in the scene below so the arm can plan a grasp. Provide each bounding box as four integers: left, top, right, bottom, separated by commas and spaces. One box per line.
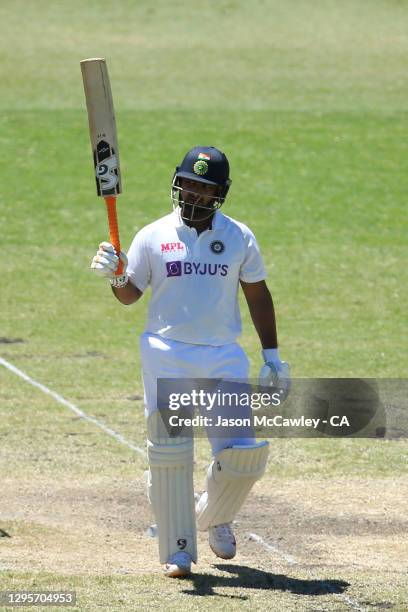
140, 332, 256, 455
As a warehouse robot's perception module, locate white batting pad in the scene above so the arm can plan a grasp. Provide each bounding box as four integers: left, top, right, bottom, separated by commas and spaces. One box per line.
147, 412, 197, 564
196, 441, 269, 531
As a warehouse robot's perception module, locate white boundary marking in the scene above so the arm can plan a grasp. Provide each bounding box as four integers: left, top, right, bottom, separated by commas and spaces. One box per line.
0, 356, 146, 458
248, 532, 367, 611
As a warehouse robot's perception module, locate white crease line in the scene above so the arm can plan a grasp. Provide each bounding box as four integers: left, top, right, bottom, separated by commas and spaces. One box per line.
0, 356, 146, 458
248, 532, 367, 611
248, 532, 297, 565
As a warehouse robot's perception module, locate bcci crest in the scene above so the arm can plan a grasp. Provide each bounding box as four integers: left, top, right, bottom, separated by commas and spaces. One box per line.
193, 160, 209, 176
210, 240, 225, 254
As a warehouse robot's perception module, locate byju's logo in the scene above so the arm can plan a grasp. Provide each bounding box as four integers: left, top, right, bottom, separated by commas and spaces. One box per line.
166, 261, 228, 278
166, 261, 182, 277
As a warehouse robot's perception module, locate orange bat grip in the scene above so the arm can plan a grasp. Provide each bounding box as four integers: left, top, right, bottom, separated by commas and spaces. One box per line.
104, 196, 123, 276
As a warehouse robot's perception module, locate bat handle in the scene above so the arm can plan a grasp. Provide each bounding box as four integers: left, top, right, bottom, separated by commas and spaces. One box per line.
104, 196, 123, 276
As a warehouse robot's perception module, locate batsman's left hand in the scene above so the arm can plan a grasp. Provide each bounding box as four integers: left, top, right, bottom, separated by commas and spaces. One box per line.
259, 348, 291, 401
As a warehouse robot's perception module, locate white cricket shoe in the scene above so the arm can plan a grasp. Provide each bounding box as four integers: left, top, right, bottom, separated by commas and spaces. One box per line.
164, 551, 192, 578
209, 523, 236, 559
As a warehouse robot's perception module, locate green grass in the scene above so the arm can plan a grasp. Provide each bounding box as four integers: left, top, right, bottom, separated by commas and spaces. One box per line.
0, 1, 406, 378
1, 110, 406, 378
1, 1, 407, 610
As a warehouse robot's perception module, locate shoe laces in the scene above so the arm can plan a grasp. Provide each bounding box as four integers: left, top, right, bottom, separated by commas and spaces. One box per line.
214, 523, 233, 539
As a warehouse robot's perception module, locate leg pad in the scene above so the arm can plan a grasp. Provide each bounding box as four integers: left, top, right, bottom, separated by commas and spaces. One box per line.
147, 412, 197, 563
196, 441, 269, 531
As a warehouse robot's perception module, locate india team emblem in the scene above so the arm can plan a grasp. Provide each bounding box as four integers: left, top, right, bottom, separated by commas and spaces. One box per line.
210, 240, 225, 254
193, 160, 209, 175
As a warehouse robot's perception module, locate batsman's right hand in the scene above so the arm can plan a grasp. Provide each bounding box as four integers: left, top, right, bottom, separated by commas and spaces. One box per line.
90, 241, 128, 279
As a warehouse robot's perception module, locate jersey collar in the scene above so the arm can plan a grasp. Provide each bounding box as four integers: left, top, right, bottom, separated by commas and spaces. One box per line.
171, 209, 226, 230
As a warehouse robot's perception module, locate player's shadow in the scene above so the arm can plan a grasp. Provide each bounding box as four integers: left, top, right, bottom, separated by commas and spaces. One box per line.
182, 564, 349, 600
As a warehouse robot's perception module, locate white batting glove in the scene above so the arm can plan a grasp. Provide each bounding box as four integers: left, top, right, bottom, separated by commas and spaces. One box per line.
90, 241, 128, 288
259, 348, 291, 401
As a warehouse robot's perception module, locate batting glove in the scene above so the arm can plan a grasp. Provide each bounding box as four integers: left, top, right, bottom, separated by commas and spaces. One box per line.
259, 348, 291, 401
90, 241, 128, 288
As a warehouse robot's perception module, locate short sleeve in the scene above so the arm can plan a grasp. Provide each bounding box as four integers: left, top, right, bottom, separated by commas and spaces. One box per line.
239, 226, 266, 283
126, 229, 151, 292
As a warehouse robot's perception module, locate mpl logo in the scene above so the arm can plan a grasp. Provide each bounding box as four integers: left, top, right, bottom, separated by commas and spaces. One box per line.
161, 242, 185, 253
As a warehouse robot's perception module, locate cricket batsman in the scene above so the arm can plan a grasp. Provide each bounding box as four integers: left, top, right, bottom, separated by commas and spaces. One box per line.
91, 146, 290, 577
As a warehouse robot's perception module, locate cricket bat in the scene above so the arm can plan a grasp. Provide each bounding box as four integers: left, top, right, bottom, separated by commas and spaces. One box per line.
80, 58, 123, 275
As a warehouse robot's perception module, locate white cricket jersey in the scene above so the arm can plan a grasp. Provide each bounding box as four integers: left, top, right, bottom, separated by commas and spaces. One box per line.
126, 209, 266, 346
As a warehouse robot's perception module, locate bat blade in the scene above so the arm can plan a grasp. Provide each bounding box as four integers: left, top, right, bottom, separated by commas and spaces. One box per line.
80, 58, 122, 197
81, 58, 123, 275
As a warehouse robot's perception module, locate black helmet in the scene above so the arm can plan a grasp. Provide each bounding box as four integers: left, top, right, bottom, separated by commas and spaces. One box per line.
171, 146, 232, 221
173, 146, 231, 199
